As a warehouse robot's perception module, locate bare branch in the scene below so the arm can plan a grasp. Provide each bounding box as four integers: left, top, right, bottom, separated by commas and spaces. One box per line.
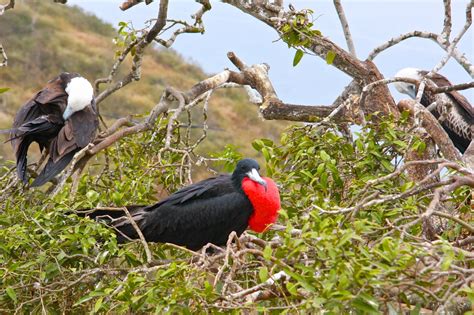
222, 0, 398, 117
434, 0, 473, 75
120, 0, 153, 11
368, 30, 438, 61
367, 30, 474, 77
432, 211, 474, 233
359, 77, 419, 108
95, 0, 169, 105
122, 206, 153, 264
229, 271, 289, 300
333, 0, 357, 57
416, 1, 474, 101
442, 0, 452, 42
432, 80, 474, 93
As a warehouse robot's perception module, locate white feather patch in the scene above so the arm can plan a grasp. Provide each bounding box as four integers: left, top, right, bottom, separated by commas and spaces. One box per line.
393, 67, 422, 97
63, 77, 93, 119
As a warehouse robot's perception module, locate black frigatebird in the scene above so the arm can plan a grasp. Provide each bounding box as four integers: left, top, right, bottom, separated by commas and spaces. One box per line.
84, 159, 281, 250
6, 72, 98, 186
394, 68, 473, 153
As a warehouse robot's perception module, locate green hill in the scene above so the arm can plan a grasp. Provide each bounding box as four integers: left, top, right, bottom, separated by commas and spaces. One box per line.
0, 0, 285, 162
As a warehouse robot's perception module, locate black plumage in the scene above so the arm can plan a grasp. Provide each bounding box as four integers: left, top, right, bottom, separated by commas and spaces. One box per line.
84, 159, 274, 251
8, 72, 98, 186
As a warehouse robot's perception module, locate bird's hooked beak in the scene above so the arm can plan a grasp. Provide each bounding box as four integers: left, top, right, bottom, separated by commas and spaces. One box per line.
246, 168, 267, 191
62, 106, 73, 120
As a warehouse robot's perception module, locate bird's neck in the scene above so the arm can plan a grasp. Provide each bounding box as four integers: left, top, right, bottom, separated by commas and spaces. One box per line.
231, 173, 245, 192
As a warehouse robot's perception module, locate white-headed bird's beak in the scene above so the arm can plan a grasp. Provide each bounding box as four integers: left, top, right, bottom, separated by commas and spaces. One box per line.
246, 168, 267, 191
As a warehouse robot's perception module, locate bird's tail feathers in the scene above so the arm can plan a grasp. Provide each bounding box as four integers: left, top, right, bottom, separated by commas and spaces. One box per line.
16, 139, 32, 183
31, 150, 76, 187
76, 206, 147, 243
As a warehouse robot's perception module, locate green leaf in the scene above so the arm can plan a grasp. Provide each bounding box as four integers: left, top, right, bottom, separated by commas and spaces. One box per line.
259, 266, 269, 282
326, 50, 336, 65
0, 87, 10, 94
319, 150, 330, 161
94, 297, 103, 312
352, 293, 379, 314
293, 49, 304, 67
285, 270, 316, 292
6, 287, 17, 303
263, 245, 272, 260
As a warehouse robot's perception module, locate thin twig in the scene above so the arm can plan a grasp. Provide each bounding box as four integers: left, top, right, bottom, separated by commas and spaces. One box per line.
122, 206, 152, 264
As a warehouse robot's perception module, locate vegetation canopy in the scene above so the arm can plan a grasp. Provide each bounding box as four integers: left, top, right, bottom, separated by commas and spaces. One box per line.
0, 0, 473, 313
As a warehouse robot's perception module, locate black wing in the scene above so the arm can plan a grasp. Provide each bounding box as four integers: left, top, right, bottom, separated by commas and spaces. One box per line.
89, 175, 254, 250
10, 79, 68, 184
10, 115, 63, 183
147, 174, 233, 207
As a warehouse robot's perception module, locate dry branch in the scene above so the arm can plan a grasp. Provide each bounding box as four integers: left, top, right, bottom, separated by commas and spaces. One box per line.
120, 0, 154, 11
432, 80, 474, 93
416, 1, 474, 101
367, 30, 474, 77
333, 0, 357, 57
442, 0, 452, 42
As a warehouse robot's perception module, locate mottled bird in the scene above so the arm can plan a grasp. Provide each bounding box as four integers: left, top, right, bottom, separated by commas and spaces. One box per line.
8, 72, 98, 186
394, 67, 473, 153
84, 159, 281, 250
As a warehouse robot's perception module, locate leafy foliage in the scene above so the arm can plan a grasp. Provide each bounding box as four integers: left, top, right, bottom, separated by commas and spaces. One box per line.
0, 115, 471, 313
279, 8, 323, 67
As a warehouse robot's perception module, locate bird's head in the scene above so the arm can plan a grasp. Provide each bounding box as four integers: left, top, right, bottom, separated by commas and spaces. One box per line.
393, 67, 422, 99
232, 158, 267, 190
59, 73, 94, 120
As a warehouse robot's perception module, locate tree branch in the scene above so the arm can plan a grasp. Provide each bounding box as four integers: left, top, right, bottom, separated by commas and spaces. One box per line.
432, 80, 474, 93
416, 1, 474, 101
333, 0, 357, 57
367, 30, 474, 77
442, 0, 452, 42
222, 0, 398, 118
120, 0, 154, 11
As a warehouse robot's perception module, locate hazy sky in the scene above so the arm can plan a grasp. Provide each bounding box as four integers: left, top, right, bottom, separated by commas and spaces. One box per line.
68, 0, 473, 105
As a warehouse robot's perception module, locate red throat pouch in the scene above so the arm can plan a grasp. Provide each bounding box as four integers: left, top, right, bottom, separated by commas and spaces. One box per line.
242, 177, 281, 232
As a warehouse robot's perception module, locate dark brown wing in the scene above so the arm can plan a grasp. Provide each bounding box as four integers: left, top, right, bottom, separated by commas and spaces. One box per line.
11, 79, 68, 143
423, 71, 474, 117
32, 103, 98, 186
69, 104, 99, 147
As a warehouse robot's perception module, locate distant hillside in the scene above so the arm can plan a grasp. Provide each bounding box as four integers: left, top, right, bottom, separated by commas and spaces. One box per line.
0, 0, 286, 161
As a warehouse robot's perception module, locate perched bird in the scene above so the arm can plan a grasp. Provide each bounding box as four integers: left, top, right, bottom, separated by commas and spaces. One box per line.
84, 159, 281, 250
7, 72, 98, 186
394, 67, 473, 153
